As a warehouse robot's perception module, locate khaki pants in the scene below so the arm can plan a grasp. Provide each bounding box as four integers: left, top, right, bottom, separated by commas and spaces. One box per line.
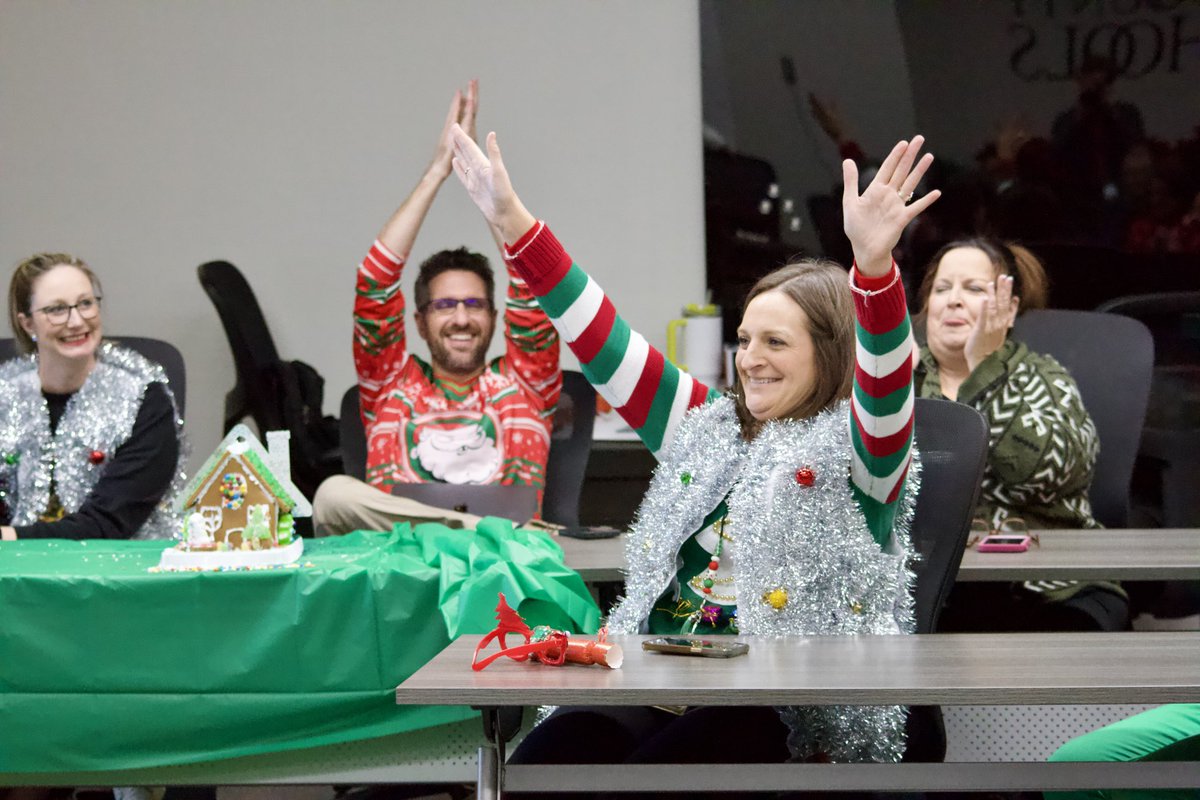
311, 474, 483, 536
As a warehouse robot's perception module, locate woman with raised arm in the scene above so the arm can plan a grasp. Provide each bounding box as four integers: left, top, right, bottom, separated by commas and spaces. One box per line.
451, 126, 939, 767
1, 253, 187, 542
913, 239, 1126, 632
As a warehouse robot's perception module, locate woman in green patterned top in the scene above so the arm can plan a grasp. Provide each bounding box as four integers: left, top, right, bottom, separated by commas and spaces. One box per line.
913, 238, 1126, 631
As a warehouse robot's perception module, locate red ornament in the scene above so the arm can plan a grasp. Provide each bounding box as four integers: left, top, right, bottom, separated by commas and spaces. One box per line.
795, 467, 815, 486
89, 450, 106, 465
708, 560, 720, 571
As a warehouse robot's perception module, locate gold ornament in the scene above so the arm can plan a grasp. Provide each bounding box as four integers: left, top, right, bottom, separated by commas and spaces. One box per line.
762, 587, 789, 610
849, 600, 864, 615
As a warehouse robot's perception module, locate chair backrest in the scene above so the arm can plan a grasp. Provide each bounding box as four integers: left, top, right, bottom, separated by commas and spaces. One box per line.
390, 482, 539, 524
1012, 309, 1154, 528
339, 384, 366, 481
910, 397, 989, 635
542, 371, 596, 528
0, 336, 187, 417
1095, 292, 1200, 527
897, 399, 990, 765
196, 260, 281, 432
1096, 291, 1200, 370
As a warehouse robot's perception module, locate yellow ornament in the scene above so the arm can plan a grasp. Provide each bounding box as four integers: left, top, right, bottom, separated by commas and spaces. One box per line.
849, 600, 864, 615
762, 587, 789, 610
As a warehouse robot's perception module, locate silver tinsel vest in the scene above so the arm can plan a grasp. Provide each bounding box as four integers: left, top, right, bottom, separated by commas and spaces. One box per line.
608, 395, 920, 763
0, 342, 188, 539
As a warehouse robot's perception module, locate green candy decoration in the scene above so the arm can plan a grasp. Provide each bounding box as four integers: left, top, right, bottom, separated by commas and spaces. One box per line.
277, 512, 295, 545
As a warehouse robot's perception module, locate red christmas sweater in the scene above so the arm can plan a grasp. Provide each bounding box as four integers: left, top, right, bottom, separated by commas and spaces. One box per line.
353, 240, 561, 498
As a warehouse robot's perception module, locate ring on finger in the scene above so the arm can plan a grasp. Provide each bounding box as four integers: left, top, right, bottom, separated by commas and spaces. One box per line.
899, 190, 914, 203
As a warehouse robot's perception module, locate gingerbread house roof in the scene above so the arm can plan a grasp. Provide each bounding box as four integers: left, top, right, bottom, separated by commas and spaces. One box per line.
179, 424, 310, 516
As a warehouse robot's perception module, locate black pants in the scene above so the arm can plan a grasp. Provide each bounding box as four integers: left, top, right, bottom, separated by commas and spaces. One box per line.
937, 582, 1129, 632
507, 705, 791, 799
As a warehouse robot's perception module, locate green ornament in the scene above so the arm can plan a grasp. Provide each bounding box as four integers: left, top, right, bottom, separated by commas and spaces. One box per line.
3, 452, 17, 465
703, 578, 714, 588
680, 471, 692, 485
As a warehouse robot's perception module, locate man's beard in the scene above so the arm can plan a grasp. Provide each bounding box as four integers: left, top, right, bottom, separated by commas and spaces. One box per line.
428, 323, 491, 377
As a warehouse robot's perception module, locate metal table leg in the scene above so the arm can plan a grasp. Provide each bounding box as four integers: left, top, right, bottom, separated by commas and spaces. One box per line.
475, 706, 524, 799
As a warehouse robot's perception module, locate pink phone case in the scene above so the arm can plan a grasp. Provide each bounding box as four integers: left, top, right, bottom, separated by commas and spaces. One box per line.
976, 534, 1031, 553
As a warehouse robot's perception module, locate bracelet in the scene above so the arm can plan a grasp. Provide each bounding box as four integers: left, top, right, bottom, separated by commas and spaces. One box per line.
848, 264, 900, 298
504, 220, 546, 261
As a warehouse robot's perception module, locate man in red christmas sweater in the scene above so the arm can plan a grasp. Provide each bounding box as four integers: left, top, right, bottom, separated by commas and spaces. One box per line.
314, 81, 561, 535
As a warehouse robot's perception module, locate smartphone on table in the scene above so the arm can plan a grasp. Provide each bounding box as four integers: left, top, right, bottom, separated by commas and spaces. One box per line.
642, 636, 749, 658
976, 533, 1031, 553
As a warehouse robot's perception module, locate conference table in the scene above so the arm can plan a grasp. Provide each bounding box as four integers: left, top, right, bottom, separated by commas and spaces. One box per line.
557, 527, 1200, 584
395, 631, 1200, 798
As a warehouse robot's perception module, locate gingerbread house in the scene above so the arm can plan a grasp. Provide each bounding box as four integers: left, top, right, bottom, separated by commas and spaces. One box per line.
177, 425, 310, 552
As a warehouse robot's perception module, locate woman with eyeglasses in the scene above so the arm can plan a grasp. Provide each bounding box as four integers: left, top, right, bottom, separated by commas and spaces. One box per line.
912, 240, 1127, 632
0, 253, 187, 542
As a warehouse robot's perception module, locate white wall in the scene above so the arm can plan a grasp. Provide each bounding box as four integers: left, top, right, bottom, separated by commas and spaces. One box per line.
0, 0, 705, 474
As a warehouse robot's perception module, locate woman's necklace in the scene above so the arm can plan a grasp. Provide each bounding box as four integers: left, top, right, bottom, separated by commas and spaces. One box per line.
686, 515, 736, 602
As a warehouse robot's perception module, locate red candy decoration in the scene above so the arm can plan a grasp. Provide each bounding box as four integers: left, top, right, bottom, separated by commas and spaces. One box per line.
795, 467, 815, 486
89, 450, 106, 465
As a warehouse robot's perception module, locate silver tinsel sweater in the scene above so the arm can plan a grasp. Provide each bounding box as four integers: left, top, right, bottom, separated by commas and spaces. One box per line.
607, 395, 919, 763
0, 342, 187, 538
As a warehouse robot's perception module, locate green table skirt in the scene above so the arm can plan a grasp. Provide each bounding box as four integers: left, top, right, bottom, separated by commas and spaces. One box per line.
0, 520, 599, 773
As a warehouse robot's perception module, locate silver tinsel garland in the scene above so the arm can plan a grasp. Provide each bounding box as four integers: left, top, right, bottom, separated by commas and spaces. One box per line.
0, 342, 189, 538
607, 395, 920, 763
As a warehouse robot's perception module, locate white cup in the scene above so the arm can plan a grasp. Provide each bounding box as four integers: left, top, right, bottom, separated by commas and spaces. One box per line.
681, 316, 724, 384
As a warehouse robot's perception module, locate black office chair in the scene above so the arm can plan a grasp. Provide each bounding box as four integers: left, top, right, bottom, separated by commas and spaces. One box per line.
0, 336, 187, 418
391, 482, 539, 524
339, 384, 367, 481
904, 397, 990, 764
1012, 309, 1154, 529
542, 371, 596, 528
196, 260, 283, 434
1096, 291, 1200, 527
1096, 291, 1200, 619
197, 259, 340, 499
910, 397, 989, 634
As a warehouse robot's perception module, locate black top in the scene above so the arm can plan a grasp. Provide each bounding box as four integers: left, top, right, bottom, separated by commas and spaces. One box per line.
14, 381, 179, 540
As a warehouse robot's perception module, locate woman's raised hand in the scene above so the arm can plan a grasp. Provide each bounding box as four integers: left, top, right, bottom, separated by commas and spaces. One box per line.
965, 274, 1019, 372
450, 126, 536, 243
842, 136, 940, 277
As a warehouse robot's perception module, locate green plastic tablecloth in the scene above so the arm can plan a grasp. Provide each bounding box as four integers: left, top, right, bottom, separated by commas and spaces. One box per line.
0, 519, 600, 774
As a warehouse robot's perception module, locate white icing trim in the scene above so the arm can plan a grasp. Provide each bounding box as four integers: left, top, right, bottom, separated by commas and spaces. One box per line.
157, 537, 304, 571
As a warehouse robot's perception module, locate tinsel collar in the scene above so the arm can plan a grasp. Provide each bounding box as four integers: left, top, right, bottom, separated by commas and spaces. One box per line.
610, 396, 917, 634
